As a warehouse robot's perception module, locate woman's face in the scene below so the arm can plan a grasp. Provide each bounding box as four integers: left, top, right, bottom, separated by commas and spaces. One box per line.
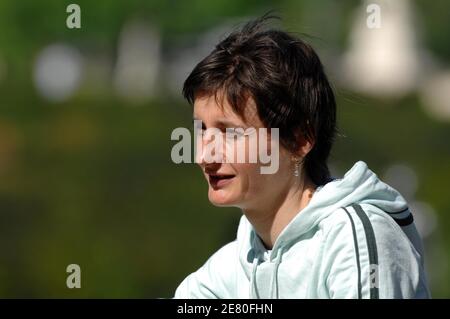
193, 94, 296, 210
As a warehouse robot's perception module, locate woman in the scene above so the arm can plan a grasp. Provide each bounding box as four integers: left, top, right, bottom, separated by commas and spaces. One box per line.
174, 15, 430, 299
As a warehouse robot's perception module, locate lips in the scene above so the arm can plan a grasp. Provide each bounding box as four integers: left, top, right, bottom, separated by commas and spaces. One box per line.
208, 173, 235, 188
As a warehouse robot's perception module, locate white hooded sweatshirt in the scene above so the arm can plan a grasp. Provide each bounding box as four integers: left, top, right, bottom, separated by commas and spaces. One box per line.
174, 161, 431, 298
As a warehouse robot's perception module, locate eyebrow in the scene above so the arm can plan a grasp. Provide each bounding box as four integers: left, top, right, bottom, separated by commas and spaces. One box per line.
192, 117, 243, 128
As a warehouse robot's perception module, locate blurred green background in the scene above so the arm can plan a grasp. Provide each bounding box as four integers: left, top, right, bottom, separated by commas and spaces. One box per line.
0, 0, 449, 298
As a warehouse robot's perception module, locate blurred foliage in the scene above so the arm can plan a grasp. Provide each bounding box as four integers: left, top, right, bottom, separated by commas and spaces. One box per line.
0, 0, 449, 298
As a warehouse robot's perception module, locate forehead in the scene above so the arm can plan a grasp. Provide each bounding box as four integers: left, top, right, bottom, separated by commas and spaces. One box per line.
193, 93, 262, 127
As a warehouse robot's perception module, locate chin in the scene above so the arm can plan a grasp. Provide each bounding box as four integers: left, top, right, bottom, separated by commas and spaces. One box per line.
208, 188, 239, 207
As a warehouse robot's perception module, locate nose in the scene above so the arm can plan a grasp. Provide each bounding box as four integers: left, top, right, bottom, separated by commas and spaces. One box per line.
195, 129, 225, 166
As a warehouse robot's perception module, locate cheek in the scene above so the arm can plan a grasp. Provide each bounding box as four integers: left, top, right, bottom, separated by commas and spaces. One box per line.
233, 162, 269, 190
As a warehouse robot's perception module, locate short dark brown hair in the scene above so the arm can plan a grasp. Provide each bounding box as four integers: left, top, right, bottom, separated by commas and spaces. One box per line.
183, 14, 338, 186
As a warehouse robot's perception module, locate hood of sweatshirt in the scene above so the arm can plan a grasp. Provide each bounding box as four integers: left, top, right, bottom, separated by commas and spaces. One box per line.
237, 160, 410, 298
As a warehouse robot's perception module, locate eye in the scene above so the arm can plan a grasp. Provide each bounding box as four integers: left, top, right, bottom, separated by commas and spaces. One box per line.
224, 127, 249, 140
242, 127, 256, 136
235, 127, 256, 137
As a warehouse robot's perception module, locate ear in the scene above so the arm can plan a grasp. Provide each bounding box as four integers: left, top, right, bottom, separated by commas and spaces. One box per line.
293, 129, 315, 158
297, 136, 314, 158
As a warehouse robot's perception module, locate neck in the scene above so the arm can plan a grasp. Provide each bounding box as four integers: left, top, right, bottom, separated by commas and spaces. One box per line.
243, 174, 317, 250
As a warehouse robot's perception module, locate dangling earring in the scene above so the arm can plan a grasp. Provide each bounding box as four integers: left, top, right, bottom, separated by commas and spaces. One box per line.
294, 160, 300, 177
292, 156, 301, 177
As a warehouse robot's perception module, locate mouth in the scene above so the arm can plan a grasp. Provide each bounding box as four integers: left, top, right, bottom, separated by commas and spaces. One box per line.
208, 173, 236, 189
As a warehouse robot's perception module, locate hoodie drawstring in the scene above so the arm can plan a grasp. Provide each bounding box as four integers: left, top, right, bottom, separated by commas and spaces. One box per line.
269, 247, 283, 299
249, 247, 284, 299
249, 256, 260, 298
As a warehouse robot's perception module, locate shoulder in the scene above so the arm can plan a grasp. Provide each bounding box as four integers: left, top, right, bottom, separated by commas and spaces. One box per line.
195, 240, 239, 290
318, 203, 416, 250
317, 203, 430, 298
317, 203, 424, 265
206, 240, 239, 267
174, 240, 238, 298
